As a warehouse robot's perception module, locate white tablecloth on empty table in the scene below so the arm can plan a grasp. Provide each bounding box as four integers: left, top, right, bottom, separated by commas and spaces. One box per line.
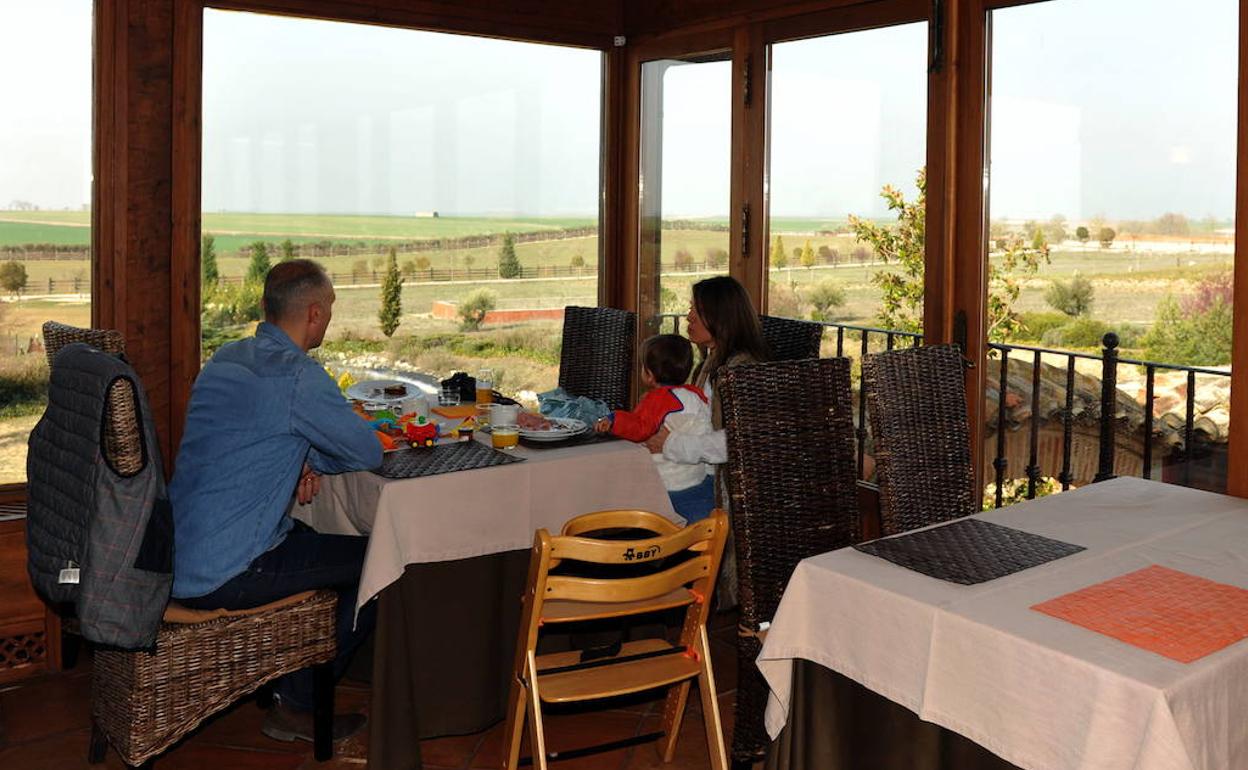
294, 436, 679, 615
758, 477, 1248, 770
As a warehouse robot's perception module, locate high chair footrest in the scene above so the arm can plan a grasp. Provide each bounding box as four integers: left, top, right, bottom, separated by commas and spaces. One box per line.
535, 639, 700, 703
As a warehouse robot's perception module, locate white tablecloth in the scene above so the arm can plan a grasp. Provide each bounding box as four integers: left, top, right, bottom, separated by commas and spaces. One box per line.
294, 436, 678, 614
758, 477, 1248, 770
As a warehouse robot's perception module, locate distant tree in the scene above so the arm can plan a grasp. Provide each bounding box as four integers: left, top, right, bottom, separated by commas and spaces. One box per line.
1075, 226, 1090, 245
280, 238, 297, 262
371, 256, 385, 271
1030, 227, 1048, 252
791, 246, 802, 261
379, 247, 403, 337
401, 260, 417, 277
770, 235, 788, 268
464, 254, 476, 271
807, 280, 846, 322
570, 253, 586, 269
245, 241, 270, 284
1097, 227, 1117, 249
800, 239, 816, 269
674, 248, 694, 270
0, 260, 28, 298
817, 244, 833, 263
704, 247, 727, 269
201, 234, 219, 287
1154, 212, 1190, 236
852, 245, 869, 264
1045, 274, 1095, 317
458, 288, 497, 330
498, 233, 521, 278
415, 255, 432, 272
1044, 215, 1067, 245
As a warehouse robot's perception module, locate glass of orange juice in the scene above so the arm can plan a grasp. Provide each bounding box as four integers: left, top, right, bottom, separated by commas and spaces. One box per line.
476, 368, 494, 403
491, 425, 519, 450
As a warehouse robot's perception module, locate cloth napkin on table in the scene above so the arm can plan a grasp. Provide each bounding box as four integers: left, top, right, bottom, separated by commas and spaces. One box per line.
537, 387, 611, 425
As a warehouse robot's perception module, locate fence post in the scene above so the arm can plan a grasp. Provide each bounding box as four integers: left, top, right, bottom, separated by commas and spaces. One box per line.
1094, 332, 1119, 482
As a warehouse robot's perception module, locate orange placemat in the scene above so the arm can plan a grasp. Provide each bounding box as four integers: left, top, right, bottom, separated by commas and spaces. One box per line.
432, 405, 478, 419
1032, 565, 1248, 663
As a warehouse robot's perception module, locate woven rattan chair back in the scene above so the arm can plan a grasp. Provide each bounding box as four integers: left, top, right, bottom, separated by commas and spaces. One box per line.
760, 314, 823, 361
42, 320, 125, 364
557, 306, 636, 411
718, 357, 860, 764
502, 510, 730, 770
864, 344, 975, 535
41, 322, 142, 476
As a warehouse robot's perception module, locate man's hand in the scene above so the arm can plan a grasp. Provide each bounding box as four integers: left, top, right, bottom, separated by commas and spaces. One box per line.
644, 426, 670, 454
296, 462, 322, 505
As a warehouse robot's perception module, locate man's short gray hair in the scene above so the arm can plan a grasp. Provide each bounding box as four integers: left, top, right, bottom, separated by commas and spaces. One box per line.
262, 259, 332, 321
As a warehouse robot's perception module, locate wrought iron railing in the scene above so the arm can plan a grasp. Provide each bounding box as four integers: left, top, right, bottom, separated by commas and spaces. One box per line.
655, 313, 1232, 507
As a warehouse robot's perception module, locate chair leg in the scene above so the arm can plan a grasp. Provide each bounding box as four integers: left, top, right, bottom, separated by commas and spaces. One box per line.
62, 630, 81, 671
312, 662, 334, 762
524, 655, 549, 770
87, 719, 108, 764
658, 680, 691, 761
502, 676, 528, 770
255, 682, 275, 710
696, 628, 728, 770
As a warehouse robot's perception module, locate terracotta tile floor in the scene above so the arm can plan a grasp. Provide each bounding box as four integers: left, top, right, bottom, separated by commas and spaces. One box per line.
0, 612, 753, 770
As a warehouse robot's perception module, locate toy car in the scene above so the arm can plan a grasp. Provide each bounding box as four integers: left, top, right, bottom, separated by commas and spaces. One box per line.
403, 415, 439, 447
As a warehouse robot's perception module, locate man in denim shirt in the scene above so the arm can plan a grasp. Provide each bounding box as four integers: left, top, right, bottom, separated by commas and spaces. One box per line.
170, 259, 382, 743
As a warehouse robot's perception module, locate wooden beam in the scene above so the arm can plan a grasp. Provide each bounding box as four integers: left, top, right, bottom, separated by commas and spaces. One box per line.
735, 24, 767, 312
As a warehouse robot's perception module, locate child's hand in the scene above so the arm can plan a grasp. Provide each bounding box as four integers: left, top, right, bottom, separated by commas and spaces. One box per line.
594, 417, 611, 433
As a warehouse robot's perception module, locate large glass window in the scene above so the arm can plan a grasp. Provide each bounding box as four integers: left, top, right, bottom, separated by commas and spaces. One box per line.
986, 0, 1237, 503
638, 53, 732, 334
767, 23, 927, 334
0, 1, 94, 486
201, 11, 602, 399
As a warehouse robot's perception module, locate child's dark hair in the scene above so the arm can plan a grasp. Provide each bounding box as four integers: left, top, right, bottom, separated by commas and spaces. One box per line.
642, 334, 695, 386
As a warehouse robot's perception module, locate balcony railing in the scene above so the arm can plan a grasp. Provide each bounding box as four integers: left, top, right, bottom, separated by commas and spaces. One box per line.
655, 313, 1232, 507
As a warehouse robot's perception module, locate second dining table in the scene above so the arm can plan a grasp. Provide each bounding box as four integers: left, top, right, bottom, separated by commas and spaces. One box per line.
294, 428, 680, 770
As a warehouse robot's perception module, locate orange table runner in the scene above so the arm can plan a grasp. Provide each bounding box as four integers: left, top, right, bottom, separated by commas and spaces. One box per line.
1032, 564, 1248, 663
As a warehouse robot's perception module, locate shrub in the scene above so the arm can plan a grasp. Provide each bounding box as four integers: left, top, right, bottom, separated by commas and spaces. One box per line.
351, 259, 368, 276
1142, 296, 1232, 366
245, 241, 270, 284
0, 260, 28, 297
1015, 311, 1069, 342
201, 234, 219, 286
401, 260, 417, 277
202, 281, 263, 327
768, 284, 803, 319
379, 247, 403, 337
0, 355, 48, 418
1097, 227, 1116, 249
1181, 270, 1233, 316
659, 286, 685, 315
770, 235, 787, 268
807, 280, 846, 322
280, 238, 296, 262
704, 247, 727, 269
415, 256, 431, 272
799, 240, 816, 269
1044, 274, 1094, 317
458, 288, 497, 330
570, 253, 586, 269
852, 245, 869, 263
498, 233, 521, 278
1041, 317, 1111, 349
1075, 226, 1089, 244
817, 244, 834, 263
673, 248, 694, 271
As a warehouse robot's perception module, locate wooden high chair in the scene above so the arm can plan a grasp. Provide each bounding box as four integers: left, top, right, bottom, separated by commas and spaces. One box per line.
502, 509, 730, 770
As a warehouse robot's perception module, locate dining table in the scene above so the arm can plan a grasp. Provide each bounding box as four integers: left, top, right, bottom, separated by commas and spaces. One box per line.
293, 425, 680, 770
757, 476, 1248, 770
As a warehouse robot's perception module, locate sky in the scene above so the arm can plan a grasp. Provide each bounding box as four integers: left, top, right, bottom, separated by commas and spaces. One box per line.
0, 0, 1239, 221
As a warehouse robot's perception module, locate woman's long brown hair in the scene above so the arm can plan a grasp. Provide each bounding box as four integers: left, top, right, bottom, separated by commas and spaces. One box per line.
690, 276, 768, 388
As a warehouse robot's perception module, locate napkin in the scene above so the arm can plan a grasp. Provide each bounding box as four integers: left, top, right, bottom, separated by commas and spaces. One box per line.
537, 387, 611, 425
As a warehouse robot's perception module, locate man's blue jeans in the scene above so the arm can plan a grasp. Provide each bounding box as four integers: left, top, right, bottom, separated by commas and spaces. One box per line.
179, 521, 376, 711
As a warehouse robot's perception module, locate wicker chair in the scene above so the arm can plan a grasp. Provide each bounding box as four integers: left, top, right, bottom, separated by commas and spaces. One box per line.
863, 344, 975, 536
759, 315, 823, 361
37, 323, 340, 767
558, 306, 636, 411
718, 358, 861, 766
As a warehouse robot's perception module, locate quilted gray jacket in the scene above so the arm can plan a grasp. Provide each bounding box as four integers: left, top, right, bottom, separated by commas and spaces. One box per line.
26, 342, 172, 649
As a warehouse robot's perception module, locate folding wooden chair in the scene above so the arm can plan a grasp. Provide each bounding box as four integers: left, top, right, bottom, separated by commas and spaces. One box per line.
502, 509, 730, 770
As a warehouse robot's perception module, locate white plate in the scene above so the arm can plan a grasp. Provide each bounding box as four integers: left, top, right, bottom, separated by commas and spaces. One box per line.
518, 417, 587, 439
346, 379, 417, 403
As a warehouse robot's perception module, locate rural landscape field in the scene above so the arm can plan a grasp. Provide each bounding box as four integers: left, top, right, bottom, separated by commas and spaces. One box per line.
0, 207, 1236, 485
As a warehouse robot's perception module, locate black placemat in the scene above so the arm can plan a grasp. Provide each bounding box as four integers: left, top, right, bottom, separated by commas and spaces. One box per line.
854, 518, 1084, 585
373, 440, 524, 479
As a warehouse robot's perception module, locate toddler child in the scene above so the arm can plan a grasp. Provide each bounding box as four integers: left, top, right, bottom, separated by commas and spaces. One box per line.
595, 334, 714, 523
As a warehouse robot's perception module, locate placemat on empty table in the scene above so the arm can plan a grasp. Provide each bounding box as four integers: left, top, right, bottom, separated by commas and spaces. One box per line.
374, 440, 524, 479
854, 518, 1084, 585
1032, 564, 1248, 663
